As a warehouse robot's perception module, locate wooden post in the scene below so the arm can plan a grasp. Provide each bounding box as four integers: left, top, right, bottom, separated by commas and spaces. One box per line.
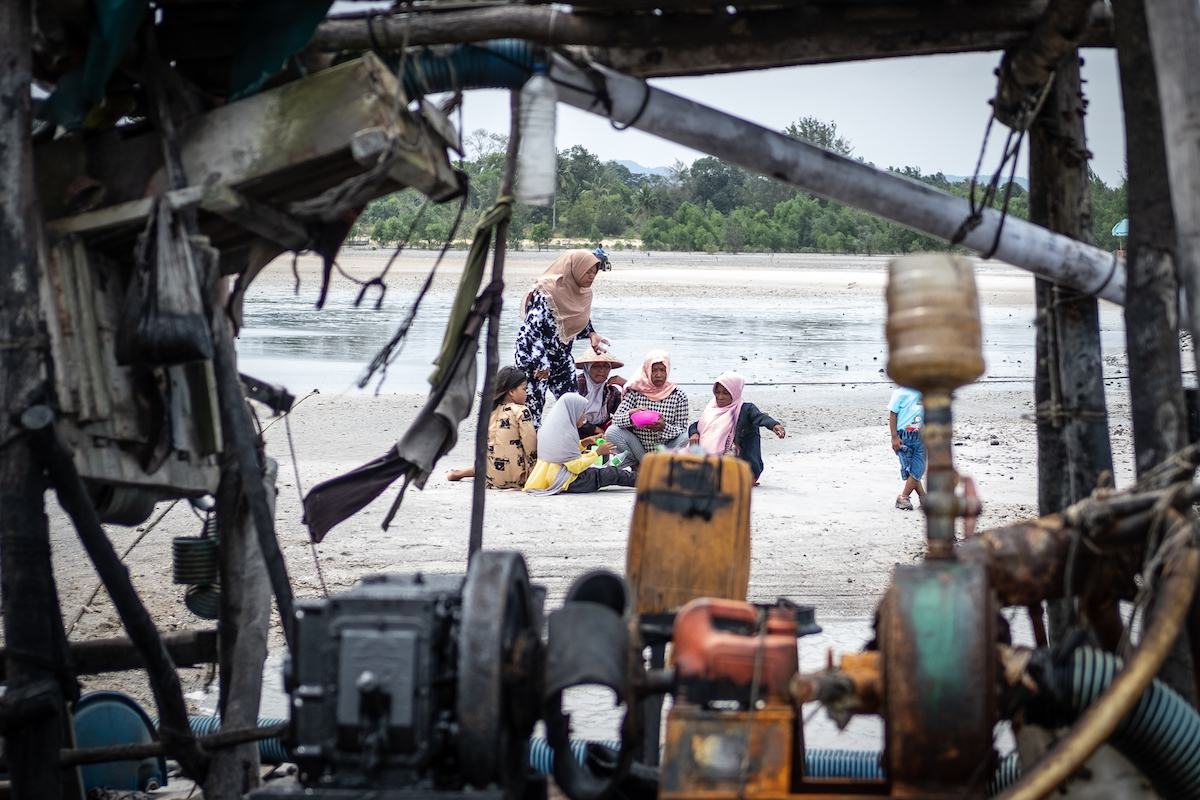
468, 91, 521, 559
1144, 0, 1200, 381
205, 459, 276, 798
1113, 0, 1188, 476
1033, 280, 1068, 518
0, 1, 72, 795
1142, 0, 1200, 706
1027, 56, 1114, 645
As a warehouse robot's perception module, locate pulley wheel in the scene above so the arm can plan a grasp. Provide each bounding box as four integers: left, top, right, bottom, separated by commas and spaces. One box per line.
457, 550, 539, 791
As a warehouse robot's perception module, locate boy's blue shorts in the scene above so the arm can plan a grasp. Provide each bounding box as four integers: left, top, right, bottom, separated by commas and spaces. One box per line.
896, 429, 926, 480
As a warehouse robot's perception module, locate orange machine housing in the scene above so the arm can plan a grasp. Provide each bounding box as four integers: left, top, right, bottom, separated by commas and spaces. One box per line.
672, 598, 799, 706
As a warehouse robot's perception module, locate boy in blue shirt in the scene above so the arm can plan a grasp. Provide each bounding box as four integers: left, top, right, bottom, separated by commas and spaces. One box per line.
888, 387, 925, 510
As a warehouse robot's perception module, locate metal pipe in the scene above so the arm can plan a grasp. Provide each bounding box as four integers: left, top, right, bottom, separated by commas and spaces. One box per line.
548, 54, 1126, 305
920, 391, 956, 558
994, 510, 1199, 800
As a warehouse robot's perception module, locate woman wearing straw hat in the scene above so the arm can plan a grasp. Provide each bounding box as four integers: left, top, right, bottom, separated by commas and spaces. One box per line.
574, 347, 626, 438
514, 250, 608, 427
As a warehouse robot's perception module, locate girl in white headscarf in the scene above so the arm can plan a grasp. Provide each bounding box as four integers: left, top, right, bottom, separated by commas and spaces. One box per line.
525, 395, 638, 496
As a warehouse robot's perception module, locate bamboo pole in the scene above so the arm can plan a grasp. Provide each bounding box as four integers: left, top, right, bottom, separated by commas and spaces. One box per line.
469, 91, 521, 559
0, 1, 72, 795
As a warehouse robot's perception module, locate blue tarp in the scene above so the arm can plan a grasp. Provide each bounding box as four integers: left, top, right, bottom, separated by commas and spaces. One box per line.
41, 0, 148, 129
41, 0, 333, 129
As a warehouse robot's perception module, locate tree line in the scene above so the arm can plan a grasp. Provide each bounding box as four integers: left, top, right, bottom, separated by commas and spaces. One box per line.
351, 118, 1128, 255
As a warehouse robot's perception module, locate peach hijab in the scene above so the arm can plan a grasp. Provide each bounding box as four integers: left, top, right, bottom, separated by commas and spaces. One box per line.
523, 250, 600, 344
626, 350, 678, 402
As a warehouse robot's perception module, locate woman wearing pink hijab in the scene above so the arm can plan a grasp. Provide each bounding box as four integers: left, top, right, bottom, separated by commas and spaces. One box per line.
606, 350, 690, 468
689, 372, 786, 481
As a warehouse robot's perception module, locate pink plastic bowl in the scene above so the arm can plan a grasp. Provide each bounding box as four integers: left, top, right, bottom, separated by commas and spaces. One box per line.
630, 410, 662, 428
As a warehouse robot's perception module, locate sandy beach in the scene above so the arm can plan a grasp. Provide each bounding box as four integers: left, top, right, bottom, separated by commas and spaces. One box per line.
47, 248, 1136, 751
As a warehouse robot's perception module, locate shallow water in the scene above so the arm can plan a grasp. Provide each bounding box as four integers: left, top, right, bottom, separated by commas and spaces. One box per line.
236, 285, 1127, 397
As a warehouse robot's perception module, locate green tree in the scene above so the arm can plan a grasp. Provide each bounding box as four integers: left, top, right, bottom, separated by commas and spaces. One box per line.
631, 184, 659, 226
723, 215, 746, 253
530, 222, 553, 250
783, 116, 853, 156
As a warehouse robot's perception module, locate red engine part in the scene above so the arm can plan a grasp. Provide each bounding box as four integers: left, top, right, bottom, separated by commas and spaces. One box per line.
672, 598, 798, 706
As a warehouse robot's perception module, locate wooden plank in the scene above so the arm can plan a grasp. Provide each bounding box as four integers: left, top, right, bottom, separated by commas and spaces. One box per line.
46, 186, 202, 236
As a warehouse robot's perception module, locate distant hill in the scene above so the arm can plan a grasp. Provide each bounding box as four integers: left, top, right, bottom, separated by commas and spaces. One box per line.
615, 160, 673, 177
943, 173, 1030, 190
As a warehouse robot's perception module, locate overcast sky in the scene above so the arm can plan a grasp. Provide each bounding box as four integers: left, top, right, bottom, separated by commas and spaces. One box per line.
457, 48, 1127, 186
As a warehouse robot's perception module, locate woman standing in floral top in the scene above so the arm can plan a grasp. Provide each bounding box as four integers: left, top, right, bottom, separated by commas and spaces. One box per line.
447, 367, 537, 489
605, 350, 690, 468
514, 250, 609, 427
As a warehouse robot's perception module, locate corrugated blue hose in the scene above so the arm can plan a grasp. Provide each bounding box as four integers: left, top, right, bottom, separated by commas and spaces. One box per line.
529, 740, 1007, 797
989, 752, 1021, 795
528, 737, 622, 776
1055, 646, 1200, 798
153, 716, 289, 764
390, 40, 534, 97
805, 748, 885, 780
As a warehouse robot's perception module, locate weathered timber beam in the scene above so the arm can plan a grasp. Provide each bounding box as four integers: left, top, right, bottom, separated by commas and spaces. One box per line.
993, 0, 1098, 127
583, 22, 1113, 78
0, 630, 218, 681
313, 2, 1113, 76
38, 54, 460, 258
200, 185, 309, 251
46, 186, 202, 236
549, 54, 1126, 304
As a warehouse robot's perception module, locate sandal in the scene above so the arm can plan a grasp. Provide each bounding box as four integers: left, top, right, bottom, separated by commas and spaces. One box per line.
895, 495, 914, 511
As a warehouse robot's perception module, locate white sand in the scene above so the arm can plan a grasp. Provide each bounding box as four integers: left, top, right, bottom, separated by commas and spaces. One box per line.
47, 250, 1136, 749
